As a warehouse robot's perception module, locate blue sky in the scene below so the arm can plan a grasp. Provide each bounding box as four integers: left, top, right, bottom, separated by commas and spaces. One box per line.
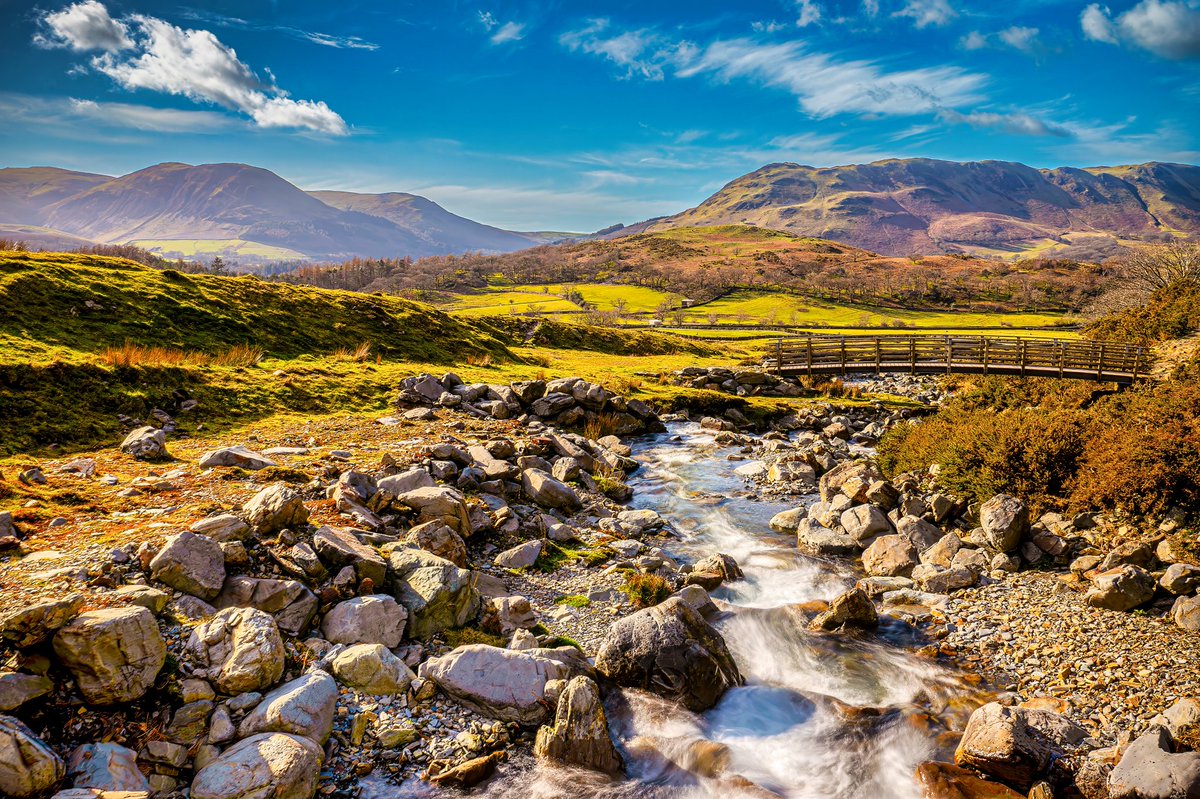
2, 0, 1198, 231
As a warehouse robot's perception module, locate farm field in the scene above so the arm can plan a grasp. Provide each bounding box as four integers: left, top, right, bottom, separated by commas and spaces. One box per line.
655, 326, 1082, 340
130, 238, 307, 260
678, 290, 1073, 329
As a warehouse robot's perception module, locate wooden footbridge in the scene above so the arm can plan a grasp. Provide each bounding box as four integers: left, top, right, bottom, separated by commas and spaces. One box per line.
764, 335, 1151, 384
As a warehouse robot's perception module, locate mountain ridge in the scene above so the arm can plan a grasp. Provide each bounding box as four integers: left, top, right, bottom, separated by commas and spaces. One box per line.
637, 157, 1199, 260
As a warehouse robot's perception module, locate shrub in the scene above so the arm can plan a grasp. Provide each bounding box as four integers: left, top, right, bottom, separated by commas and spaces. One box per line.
621, 572, 671, 609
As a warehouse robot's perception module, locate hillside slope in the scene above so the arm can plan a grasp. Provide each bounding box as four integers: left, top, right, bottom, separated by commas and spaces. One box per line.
643, 159, 1200, 259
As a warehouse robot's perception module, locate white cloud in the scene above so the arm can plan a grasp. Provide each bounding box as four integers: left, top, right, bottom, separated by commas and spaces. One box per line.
478, 11, 498, 30
295, 31, 379, 50
863, 0, 881, 17
674, 38, 987, 118
751, 20, 786, 33
893, 0, 957, 28
36, 2, 349, 135
961, 31, 989, 50
560, 19, 671, 80
491, 22, 526, 44
939, 109, 1071, 137
180, 10, 380, 51
35, 0, 132, 52
999, 26, 1041, 53
0, 92, 233, 134
1081, 1, 1200, 59
796, 0, 823, 27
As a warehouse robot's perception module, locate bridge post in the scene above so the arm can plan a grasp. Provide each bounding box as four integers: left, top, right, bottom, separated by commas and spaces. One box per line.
806, 338, 813, 372
1097, 342, 1105, 380
875, 337, 881, 374
1132, 346, 1142, 381
945, 336, 951, 374
775, 338, 782, 376
840, 337, 847, 377
910, 337, 916, 375
982, 338, 989, 375
1020, 339, 1027, 377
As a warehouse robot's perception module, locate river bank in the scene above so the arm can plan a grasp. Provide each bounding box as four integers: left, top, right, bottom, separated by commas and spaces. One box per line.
0, 372, 1197, 799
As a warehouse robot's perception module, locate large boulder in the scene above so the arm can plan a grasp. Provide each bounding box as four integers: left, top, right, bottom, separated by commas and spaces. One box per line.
818, 461, 883, 503
795, 518, 860, 557
243, 484, 309, 535
534, 675, 622, 775
420, 644, 588, 725
768, 507, 808, 534
398, 486, 471, 536
955, 702, 1088, 791
840, 505, 892, 544
149, 531, 225, 600
862, 535, 919, 578
811, 587, 878, 631
594, 596, 742, 712
320, 595, 407, 648
405, 521, 468, 567
376, 468, 435, 496
187, 607, 285, 695
1173, 595, 1200, 631
311, 527, 387, 585
388, 549, 479, 639
330, 644, 415, 695
521, 469, 582, 512
979, 495, 1029, 553
0, 715, 65, 798
198, 446, 276, 470
1085, 565, 1157, 612
66, 743, 148, 792
494, 540, 543, 570
120, 426, 166, 460
52, 607, 165, 706
213, 576, 318, 638
1161, 564, 1200, 596
191, 733, 322, 799
915, 762, 1024, 798
895, 515, 943, 552
238, 671, 337, 745
1108, 726, 1200, 799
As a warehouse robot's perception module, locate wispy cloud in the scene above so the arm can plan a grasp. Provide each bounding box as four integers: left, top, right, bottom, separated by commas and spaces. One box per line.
795, 0, 823, 27
180, 9, 380, 50
560, 22, 988, 118
33, 1, 349, 135
939, 109, 1071, 137
961, 25, 1043, 56
0, 91, 234, 134
1081, 1, 1200, 60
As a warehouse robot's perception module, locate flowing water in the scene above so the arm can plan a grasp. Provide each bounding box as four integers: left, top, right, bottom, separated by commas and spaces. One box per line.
381, 423, 987, 799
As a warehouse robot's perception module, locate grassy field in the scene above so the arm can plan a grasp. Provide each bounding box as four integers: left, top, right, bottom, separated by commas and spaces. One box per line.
443, 282, 679, 315
129, 238, 307, 260
679, 290, 1073, 329
658, 326, 1081, 340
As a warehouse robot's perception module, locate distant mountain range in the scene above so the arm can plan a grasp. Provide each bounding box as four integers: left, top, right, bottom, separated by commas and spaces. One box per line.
0, 158, 1196, 263
0, 162, 555, 262
629, 159, 1200, 260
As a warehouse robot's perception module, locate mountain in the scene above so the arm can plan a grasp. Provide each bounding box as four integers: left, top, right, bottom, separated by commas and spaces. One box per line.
639, 159, 1200, 259
309, 190, 539, 255
0, 163, 544, 262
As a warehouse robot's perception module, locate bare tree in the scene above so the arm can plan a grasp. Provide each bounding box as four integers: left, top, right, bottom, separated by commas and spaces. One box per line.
1121, 241, 1200, 292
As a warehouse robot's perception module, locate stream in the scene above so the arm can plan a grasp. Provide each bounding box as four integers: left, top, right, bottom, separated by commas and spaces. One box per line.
388, 422, 988, 798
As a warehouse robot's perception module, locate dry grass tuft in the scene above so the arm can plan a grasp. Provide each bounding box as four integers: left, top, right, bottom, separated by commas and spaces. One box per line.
333, 341, 372, 362
466, 353, 494, 367
98, 342, 263, 368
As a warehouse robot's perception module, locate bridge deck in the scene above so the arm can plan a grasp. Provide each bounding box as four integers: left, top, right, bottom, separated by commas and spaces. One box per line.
763, 335, 1149, 385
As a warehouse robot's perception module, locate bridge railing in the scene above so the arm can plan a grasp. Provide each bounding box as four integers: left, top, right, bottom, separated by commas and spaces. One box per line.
764, 334, 1148, 382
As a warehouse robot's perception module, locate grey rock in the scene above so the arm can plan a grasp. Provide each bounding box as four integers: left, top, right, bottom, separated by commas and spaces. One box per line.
397, 486, 471, 536
862, 535, 919, 578
494, 540, 543, 570
0, 715, 65, 798
1160, 563, 1200, 596
955, 701, 1087, 791
239, 671, 337, 745
320, 595, 407, 648
187, 607, 285, 695
1, 595, 86, 648
189, 514, 252, 543
840, 505, 892, 544
1109, 727, 1200, 799
1085, 565, 1157, 612
521, 469, 582, 512
979, 494, 1029, 553
534, 675, 622, 774
149, 531, 225, 600
214, 575, 318, 637
120, 427, 166, 460
0, 672, 53, 712
243, 484, 309, 535
388, 549, 479, 639
795, 518, 860, 557
311, 526, 386, 585
52, 607, 165, 706
330, 644, 415, 695
191, 733, 322, 799
594, 596, 742, 712
198, 446, 276, 471
67, 743, 148, 792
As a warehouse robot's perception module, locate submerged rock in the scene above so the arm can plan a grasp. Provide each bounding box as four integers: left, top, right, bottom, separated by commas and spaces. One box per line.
534, 676, 622, 775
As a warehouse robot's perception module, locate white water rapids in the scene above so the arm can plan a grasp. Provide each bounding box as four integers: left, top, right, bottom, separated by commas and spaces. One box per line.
381, 422, 987, 798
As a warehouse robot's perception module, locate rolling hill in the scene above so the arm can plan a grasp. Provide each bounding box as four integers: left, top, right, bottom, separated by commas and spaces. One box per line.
0, 163, 546, 262
637, 159, 1200, 260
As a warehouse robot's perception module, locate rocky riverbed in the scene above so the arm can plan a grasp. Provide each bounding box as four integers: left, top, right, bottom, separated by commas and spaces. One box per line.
1, 371, 1198, 799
